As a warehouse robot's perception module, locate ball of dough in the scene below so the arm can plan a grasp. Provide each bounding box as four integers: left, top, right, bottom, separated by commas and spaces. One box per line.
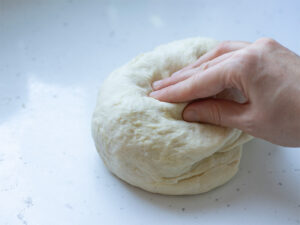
92, 37, 252, 195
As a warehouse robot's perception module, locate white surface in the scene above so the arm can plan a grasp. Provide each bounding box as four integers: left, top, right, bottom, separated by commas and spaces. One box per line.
0, 0, 300, 224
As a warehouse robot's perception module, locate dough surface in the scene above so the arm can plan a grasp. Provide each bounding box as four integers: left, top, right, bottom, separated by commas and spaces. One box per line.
92, 37, 252, 195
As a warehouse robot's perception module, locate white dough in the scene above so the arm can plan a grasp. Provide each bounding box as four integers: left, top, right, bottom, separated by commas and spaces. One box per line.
92, 37, 252, 195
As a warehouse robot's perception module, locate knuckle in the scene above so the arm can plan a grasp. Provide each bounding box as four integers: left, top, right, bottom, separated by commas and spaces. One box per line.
199, 61, 210, 71
189, 74, 201, 97
224, 54, 248, 86
240, 109, 259, 134
208, 102, 222, 125
215, 41, 231, 55
232, 49, 258, 74
240, 116, 255, 134
240, 51, 258, 65
255, 37, 278, 49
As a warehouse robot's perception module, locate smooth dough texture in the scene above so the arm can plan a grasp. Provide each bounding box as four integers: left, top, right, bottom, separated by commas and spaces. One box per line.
92, 37, 252, 195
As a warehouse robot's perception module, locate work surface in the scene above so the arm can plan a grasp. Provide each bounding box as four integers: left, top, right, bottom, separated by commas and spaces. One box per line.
1, 0, 300, 224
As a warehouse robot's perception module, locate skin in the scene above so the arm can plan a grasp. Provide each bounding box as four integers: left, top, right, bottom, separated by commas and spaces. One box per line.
150, 38, 300, 147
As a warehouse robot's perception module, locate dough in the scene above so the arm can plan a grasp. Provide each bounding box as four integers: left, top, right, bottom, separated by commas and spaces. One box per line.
92, 37, 252, 195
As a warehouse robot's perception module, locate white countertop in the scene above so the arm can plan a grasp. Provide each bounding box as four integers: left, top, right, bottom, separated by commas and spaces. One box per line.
1, 0, 300, 224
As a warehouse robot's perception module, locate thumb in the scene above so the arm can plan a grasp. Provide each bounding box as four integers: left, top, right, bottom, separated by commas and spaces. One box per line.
183, 99, 246, 129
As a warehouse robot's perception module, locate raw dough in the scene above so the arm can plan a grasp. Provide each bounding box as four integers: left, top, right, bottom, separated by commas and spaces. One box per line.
92, 37, 252, 195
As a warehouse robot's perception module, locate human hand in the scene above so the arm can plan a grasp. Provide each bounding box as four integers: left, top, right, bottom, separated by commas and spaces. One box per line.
150, 38, 300, 147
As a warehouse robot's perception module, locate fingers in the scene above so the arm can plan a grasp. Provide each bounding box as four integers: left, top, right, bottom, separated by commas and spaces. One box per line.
152, 41, 249, 91
183, 99, 247, 129
170, 41, 250, 78
197, 51, 234, 72
152, 51, 234, 91
182, 41, 250, 71
150, 60, 233, 103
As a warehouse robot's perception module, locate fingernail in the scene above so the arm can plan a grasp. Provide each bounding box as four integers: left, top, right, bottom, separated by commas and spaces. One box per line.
149, 90, 158, 98
183, 109, 198, 121
152, 80, 161, 90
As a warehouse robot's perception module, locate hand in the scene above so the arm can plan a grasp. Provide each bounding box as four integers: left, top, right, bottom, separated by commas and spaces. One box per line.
150, 38, 300, 147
